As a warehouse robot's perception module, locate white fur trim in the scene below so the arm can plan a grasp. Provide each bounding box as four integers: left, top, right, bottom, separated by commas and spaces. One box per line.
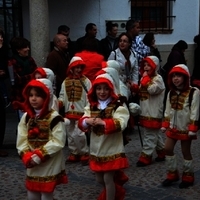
42, 68, 55, 83
172, 64, 190, 76
102, 67, 120, 94
146, 56, 159, 71
69, 56, 83, 65
106, 60, 120, 73
95, 73, 118, 96
64, 118, 70, 126
36, 78, 54, 110
129, 103, 141, 116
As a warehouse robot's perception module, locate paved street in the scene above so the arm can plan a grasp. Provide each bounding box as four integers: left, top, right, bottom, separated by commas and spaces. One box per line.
0, 108, 200, 200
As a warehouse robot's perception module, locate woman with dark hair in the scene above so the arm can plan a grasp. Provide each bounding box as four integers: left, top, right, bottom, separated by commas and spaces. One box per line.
108, 33, 139, 143
9, 37, 37, 120
143, 32, 161, 62
108, 32, 139, 99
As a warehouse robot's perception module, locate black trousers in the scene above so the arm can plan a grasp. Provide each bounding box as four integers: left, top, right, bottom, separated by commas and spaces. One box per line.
0, 91, 6, 148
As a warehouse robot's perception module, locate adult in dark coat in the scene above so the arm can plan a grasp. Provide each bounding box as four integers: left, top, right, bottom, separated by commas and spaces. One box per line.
162, 40, 188, 87
46, 34, 70, 97
9, 37, 37, 120
100, 21, 119, 60
143, 32, 162, 62
75, 23, 101, 54
162, 40, 188, 106
191, 34, 200, 88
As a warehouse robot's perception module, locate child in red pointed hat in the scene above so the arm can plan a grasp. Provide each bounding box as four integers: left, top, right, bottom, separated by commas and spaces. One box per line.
58, 56, 91, 164
78, 72, 130, 200
16, 78, 68, 199
33, 67, 59, 112
161, 64, 200, 188
136, 55, 166, 167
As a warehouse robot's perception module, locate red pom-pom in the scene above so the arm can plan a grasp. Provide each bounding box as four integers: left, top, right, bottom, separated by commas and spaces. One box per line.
28, 127, 40, 136
71, 104, 75, 109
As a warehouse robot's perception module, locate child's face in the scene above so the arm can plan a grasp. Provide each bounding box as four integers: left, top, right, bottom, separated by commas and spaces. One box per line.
72, 65, 83, 76
96, 83, 111, 101
143, 62, 152, 75
172, 73, 184, 88
35, 72, 42, 79
18, 46, 30, 57
29, 88, 45, 110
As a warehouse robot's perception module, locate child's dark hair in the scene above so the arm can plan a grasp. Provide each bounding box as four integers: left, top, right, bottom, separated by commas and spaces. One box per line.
10, 37, 30, 54
27, 86, 47, 99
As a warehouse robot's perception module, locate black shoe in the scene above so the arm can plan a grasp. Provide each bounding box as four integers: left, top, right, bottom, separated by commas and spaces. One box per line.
179, 181, 193, 189
136, 160, 149, 167
155, 157, 165, 162
162, 178, 179, 187
81, 160, 89, 166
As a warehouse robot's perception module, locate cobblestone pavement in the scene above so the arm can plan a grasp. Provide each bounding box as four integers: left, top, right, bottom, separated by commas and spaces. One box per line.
0, 111, 200, 200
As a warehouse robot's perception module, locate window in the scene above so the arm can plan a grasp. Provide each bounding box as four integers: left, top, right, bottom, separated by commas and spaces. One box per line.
130, 0, 176, 33
0, 0, 23, 45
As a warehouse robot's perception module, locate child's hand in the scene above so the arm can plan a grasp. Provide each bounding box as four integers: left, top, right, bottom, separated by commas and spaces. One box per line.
160, 127, 166, 133
143, 71, 148, 77
85, 118, 96, 126
26, 159, 37, 168
93, 118, 106, 126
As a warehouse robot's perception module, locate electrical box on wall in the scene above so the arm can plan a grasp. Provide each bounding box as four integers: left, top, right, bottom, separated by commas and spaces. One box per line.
105, 20, 127, 36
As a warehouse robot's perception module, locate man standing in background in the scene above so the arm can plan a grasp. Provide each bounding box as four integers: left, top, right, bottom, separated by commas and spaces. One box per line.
126, 19, 149, 65
46, 34, 69, 97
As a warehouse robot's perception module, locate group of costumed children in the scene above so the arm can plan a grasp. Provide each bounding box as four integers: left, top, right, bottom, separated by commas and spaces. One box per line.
15, 53, 199, 200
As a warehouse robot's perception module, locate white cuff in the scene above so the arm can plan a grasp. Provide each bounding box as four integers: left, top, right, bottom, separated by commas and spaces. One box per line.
129, 103, 141, 116
64, 118, 70, 126
188, 131, 197, 136
31, 154, 41, 164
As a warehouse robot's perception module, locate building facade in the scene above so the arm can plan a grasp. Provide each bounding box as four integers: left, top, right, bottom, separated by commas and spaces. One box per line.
0, 0, 199, 72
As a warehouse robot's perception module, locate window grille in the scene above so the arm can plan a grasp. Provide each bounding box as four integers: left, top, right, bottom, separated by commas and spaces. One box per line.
130, 0, 176, 33
0, 0, 23, 45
